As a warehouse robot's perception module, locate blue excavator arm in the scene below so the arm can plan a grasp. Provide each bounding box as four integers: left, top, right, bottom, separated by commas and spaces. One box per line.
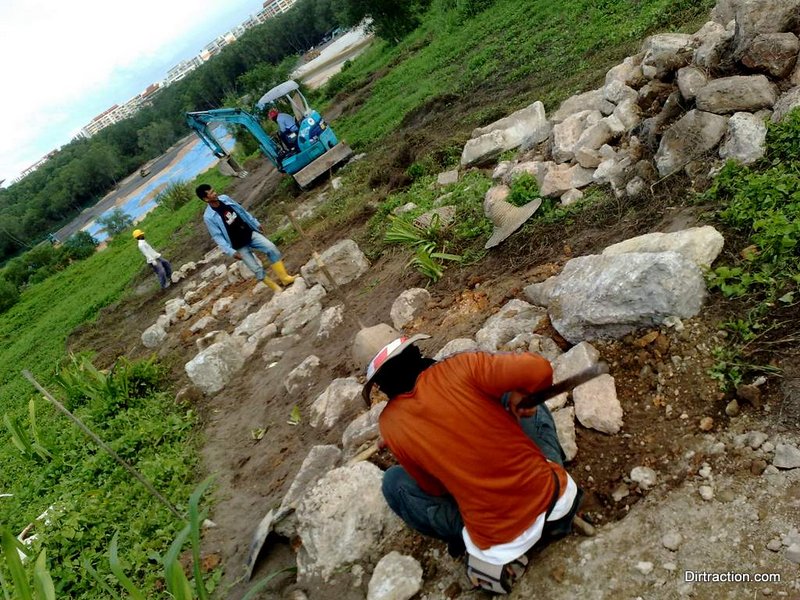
185, 108, 282, 170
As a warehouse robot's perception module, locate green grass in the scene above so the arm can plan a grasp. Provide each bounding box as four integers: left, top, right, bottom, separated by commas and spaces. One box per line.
701, 110, 800, 389
0, 172, 232, 598
324, 0, 714, 149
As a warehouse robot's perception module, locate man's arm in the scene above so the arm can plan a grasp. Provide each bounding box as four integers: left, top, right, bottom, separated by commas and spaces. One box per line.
469, 352, 553, 399
203, 211, 236, 256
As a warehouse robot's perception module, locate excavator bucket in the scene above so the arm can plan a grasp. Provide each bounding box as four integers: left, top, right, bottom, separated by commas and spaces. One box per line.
292, 142, 353, 188
217, 156, 248, 179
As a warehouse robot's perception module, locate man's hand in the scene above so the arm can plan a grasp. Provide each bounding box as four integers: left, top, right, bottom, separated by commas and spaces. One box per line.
506, 390, 538, 421
233, 251, 243, 260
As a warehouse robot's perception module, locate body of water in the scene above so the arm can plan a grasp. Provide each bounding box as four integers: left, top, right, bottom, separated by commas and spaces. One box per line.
87, 125, 234, 241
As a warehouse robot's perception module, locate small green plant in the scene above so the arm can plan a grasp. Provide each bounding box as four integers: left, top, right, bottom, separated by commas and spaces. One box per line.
0, 526, 55, 600
3, 400, 52, 462
156, 181, 194, 211
507, 173, 540, 207
385, 214, 462, 282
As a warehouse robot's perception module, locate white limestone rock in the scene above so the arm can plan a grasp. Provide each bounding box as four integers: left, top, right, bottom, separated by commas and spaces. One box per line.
300, 240, 370, 290
286, 355, 323, 396
602, 226, 725, 268
184, 338, 246, 395
475, 299, 548, 351
552, 407, 578, 462
310, 378, 364, 430
719, 112, 767, 165
367, 552, 423, 600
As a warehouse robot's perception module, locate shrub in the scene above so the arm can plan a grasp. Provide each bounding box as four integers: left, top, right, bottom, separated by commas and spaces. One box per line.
156, 181, 194, 212
62, 231, 98, 261
97, 208, 133, 236
0, 277, 19, 313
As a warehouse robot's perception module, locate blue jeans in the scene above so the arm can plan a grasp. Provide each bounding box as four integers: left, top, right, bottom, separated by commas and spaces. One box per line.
150, 258, 172, 289
382, 404, 570, 552
237, 231, 281, 280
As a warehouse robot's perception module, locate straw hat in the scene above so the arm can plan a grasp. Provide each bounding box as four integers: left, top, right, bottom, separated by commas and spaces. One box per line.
483, 185, 542, 249
352, 323, 430, 403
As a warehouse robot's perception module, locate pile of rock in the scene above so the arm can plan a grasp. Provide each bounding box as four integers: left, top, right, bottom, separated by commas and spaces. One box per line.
462, 0, 800, 205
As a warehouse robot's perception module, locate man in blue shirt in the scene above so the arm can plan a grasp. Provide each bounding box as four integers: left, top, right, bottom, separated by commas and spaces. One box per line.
195, 184, 296, 292
268, 108, 299, 152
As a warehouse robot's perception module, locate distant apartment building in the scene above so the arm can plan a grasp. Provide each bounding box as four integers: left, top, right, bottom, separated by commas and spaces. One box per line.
261, 0, 298, 19
79, 83, 162, 139
165, 56, 204, 86
12, 150, 59, 184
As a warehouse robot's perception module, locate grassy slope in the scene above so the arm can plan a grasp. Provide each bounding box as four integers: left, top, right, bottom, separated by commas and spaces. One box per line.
0, 172, 229, 596
328, 0, 715, 149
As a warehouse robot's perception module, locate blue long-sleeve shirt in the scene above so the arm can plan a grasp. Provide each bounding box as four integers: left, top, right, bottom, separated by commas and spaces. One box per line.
202, 195, 261, 256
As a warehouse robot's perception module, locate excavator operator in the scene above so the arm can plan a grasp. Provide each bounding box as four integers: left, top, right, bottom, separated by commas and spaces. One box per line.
268, 108, 299, 153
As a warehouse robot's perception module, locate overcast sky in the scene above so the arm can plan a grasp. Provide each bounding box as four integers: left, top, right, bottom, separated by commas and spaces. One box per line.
0, 0, 261, 186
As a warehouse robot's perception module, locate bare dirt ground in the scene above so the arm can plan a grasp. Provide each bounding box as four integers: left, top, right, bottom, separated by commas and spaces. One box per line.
67, 74, 800, 598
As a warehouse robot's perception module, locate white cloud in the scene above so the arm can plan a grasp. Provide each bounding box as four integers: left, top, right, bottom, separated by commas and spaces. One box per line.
0, 0, 257, 183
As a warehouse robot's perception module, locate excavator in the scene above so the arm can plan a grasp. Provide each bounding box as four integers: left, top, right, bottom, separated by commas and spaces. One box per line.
186, 80, 352, 188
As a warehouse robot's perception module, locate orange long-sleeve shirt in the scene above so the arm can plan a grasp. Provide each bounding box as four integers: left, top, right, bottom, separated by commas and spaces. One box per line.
379, 351, 567, 549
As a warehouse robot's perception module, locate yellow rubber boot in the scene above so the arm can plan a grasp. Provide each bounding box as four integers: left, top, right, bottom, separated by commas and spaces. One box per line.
262, 276, 282, 292
272, 260, 297, 285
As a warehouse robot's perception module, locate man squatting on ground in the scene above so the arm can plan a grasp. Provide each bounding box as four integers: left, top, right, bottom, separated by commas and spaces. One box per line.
133, 229, 172, 289
362, 332, 583, 592
195, 184, 296, 292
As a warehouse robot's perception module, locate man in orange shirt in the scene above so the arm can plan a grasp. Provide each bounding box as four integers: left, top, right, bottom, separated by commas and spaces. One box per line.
362, 332, 583, 592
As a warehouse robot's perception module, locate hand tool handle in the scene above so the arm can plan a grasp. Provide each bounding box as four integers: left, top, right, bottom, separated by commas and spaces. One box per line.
517, 362, 609, 409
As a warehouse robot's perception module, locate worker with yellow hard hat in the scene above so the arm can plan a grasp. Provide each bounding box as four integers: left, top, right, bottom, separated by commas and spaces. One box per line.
133, 229, 173, 290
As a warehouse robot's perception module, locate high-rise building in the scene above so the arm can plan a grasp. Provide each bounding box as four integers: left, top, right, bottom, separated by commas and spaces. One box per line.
261, 0, 298, 19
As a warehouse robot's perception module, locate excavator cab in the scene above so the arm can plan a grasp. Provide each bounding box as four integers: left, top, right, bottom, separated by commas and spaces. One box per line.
185, 80, 352, 189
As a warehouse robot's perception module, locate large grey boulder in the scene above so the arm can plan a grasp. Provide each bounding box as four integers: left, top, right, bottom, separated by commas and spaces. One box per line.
677, 67, 708, 101
164, 298, 190, 324
286, 355, 323, 396
390, 288, 431, 330
524, 252, 707, 343
573, 374, 623, 434
741, 32, 800, 77
184, 338, 246, 394
693, 20, 734, 71
434, 338, 479, 360
540, 164, 595, 197
472, 101, 552, 148
317, 304, 345, 340
655, 110, 729, 177
771, 86, 800, 121
552, 110, 603, 163
719, 112, 768, 165
296, 462, 402, 581
300, 240, 370, 290
310, 377, 364, 430
462, 102, 551, 166
552, 342, 600, 384
641, 34, 696, 79
277, 287, 326, 335
732, 0, 800, 57
604, 55, 645, 88
475, 299, 548, 351
460, 130, 507, 167
274, 445, 342, 538
551, 90, 615, 123
141, 323, 167, 348
342, 401, 386, 455
602, 226, 725, 268
367, 552, 424, 600
695, 75, 777, 114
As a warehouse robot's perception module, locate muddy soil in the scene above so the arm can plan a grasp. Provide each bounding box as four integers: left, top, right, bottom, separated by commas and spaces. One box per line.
67, 69, 800, 598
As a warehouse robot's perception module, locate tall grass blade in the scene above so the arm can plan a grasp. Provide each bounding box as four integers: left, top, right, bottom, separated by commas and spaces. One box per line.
33, 550, 55, 600
82, 559, 121, 598
0, 526, 33, 600
108, 532, 145, 600
164, 523, 193, 599
188, 477, 215, 600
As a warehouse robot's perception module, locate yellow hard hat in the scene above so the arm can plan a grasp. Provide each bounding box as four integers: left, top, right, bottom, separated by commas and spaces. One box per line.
132, 229, 144, 239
